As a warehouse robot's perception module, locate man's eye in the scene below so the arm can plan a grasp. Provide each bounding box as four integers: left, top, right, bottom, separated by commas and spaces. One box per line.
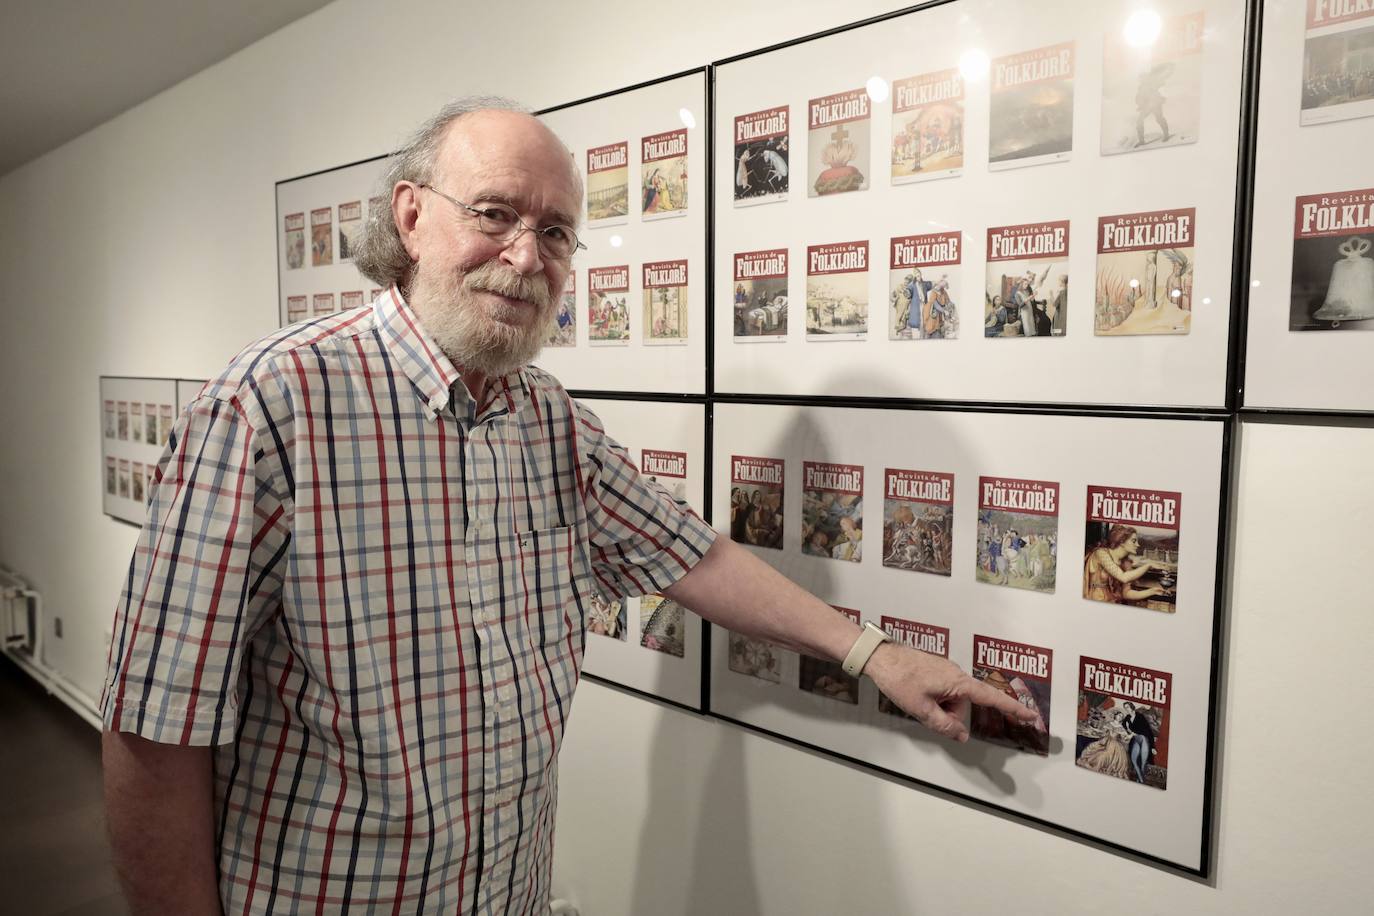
543, 226, 571, 243
479, 207, 517, 226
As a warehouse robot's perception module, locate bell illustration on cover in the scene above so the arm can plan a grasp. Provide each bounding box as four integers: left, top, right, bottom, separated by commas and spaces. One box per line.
1313, 237, 1374, 328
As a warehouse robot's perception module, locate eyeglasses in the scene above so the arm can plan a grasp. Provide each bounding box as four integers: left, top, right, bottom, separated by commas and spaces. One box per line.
418, 184, 586, 260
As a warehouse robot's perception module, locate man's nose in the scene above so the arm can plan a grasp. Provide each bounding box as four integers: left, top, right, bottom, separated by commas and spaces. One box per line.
500, 227, 545, 275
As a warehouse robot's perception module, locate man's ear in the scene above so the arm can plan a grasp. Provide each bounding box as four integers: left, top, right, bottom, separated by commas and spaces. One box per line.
393, 182, 422, 260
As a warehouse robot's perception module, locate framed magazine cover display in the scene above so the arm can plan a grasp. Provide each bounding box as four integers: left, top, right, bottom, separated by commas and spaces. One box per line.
713, 0, 1250, 409
100, 376, 206, 526
576, 397, 708, 711
537, 69, 709, 395
276, 156, 390, 328
709, 400, 1227, 874
1241, 0, 1374, 414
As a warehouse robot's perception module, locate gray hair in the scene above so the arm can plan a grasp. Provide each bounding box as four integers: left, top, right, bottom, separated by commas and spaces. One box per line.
353, 95, 531, 291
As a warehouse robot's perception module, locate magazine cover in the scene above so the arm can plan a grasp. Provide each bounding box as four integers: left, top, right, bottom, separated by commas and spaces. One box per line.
143, 402, 157, 445
103, 400, 114, 439
808, 88, 871, 196
641, 128, 688, 220
1095, 208, 1196, 335
284, 212, 305, 269
642, 259, 688, 345
882, 468, 954, 576
970, 634, 1052, 756
586, 142, 629, 226
1077, 656, 1172, 789
370, 287, 383, 302
131, 462, 145, 503
889, 231, 961, 340
145, 465, 156, 497
1084, 485, 1182, 612
130, 403, 143, 445
311, 207, 333, 267
116, 401, 128, 440
877, 616, 949, 716
639, 594, 686, 657
547, 271, 576, 347
118, 458, 130, 499
105, 457, 116, 496
801, 461, 864, 562
985, 221, 1070, 337
733, 105, 789, 206
1301, 1, 1374, 125
728, 631, 783, 682
341, 290, 365, 313
1101, 11, 1205, 155
158, 404, 173, 444
312, 293, 335, 317
643, 449, 689, 502
587, 591, 628, 640
1290, 187, 1374, 330
807, 240, 869, 340
732, 248, 788, 341
729, 455, 784, 550
976, 476, 1060, 593
891, 68, 965, 183
588, 265, 631, 344
798, 606, 861, 704
337, 200, 362, 261
286, 295, 308, 323
989, 41, 1076, 170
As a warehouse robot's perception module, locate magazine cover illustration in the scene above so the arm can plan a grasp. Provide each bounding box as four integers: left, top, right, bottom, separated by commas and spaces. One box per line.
1301, 1, 1374, 125
976, 476, 1060, 593
158, 404, 173, 444
890, 231, 961, 340
131, 462, 145, 503
730, 455, 784, 550
639, 595, 685, 657
1077, 656, 1172, 790
1101, 11, 1204, 154
728, 631, 783, 683
1084, 485, 1181, 612
807, 240, 868, 340
891, 68, 964, 183
970, 635, 1052, 756
799, 607, 861, 704
313, 293, 335, 317
586, 141, 630, 225
882, 468, 954, 576
105, 457, 116, 496
989, 42, 1075, 170
733, 105, 789, 206
311, 207, 333, 266
641, 128, 688, 220
877, 617, 949, 716
286, 295, 308, 323
284, 212, 305, 269
130, 404, 143, 445
143, 402, 157, 445
732, 248, 788, 340
985, 221, 1069, 337
643, 259, 688, 345
548, 271, 576, 347
1290, 187, 1374, 330
801, 461, 863, 562
588, 265, 631, 345
1095, 208, 1195, 335
118, 459, 130, 499
587, 591, 628, 640
808, 89, 870, 196
643, 449, 689, 503
103, 400, 114, 439
337, 200, 362, 261
116, 401, 128, 440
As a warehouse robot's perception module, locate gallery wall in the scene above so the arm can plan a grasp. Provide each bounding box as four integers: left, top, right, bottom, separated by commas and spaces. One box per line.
0, 0, 1370, 913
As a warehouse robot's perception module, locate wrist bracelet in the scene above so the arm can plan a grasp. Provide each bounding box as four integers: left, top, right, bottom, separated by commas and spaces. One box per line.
841, 621, 891, 678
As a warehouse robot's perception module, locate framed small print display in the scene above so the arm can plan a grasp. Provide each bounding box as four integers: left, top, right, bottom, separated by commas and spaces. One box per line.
275, 156, 389, 328
539, 69, 709, 395
100, 377, 205, 526
1242, 0, 1374, 414
713, 0, 1250, 409
710, 400, 1227, 874
576, 397, 708, 711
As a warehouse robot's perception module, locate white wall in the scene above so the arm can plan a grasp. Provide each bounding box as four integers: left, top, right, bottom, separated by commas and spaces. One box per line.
0, 0, 1369, 913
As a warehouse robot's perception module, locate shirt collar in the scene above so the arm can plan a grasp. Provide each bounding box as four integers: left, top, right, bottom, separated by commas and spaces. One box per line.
374, 286, 529, 422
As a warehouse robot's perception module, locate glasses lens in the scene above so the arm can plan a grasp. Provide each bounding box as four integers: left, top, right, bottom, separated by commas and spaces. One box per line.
538, 226, 578, 260
475, 204, 520, 237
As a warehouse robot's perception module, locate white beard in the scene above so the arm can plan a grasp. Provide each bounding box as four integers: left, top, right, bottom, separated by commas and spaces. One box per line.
408, 258, 555, 376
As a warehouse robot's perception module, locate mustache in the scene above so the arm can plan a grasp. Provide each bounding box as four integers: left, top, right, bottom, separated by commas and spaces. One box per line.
464, 262, 553, 308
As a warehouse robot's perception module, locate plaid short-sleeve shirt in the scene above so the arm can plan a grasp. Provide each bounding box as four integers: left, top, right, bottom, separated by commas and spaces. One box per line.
100, 289, 715, 915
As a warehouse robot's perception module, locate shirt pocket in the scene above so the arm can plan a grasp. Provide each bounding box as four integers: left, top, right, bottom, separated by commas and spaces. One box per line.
488, 524, 589, 652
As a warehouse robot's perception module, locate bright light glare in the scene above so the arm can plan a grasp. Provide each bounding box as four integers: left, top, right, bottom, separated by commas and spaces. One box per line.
866, 76, 889, 104
1251, 279, 1261, 287
1123, 9, 1163, 48
1170, 289, 1181, 298
959, 48, 990, 81
610, 235, 623, 248
1202, 297, 1212, 305
1129, 279, 1141, 288
679, 107, 697, 130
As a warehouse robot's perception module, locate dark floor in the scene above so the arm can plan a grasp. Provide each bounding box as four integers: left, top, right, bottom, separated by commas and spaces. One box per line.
0, 655, 128, 915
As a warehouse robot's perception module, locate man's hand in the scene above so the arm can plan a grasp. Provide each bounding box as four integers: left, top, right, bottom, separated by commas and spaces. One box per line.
863, 643, 1039, 742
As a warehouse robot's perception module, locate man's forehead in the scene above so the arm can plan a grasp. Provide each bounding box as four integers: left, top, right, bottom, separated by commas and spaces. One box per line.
435, 111, 580, 212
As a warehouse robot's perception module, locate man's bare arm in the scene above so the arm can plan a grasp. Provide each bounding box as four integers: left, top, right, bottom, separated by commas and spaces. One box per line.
663, 536, 1036, 741
102, 730, 222, 915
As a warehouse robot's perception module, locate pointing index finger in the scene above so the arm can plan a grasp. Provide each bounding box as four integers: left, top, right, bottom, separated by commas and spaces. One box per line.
966, 676, 1039, 723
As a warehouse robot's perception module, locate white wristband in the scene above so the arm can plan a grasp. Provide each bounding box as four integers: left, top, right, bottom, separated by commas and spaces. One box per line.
841, 622, 891, 678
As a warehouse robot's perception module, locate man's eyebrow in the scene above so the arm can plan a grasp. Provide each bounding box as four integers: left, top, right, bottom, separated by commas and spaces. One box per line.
470, 190, 577, 228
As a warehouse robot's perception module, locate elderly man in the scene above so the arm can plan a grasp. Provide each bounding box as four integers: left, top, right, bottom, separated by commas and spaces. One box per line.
101, 97, 1032, 915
